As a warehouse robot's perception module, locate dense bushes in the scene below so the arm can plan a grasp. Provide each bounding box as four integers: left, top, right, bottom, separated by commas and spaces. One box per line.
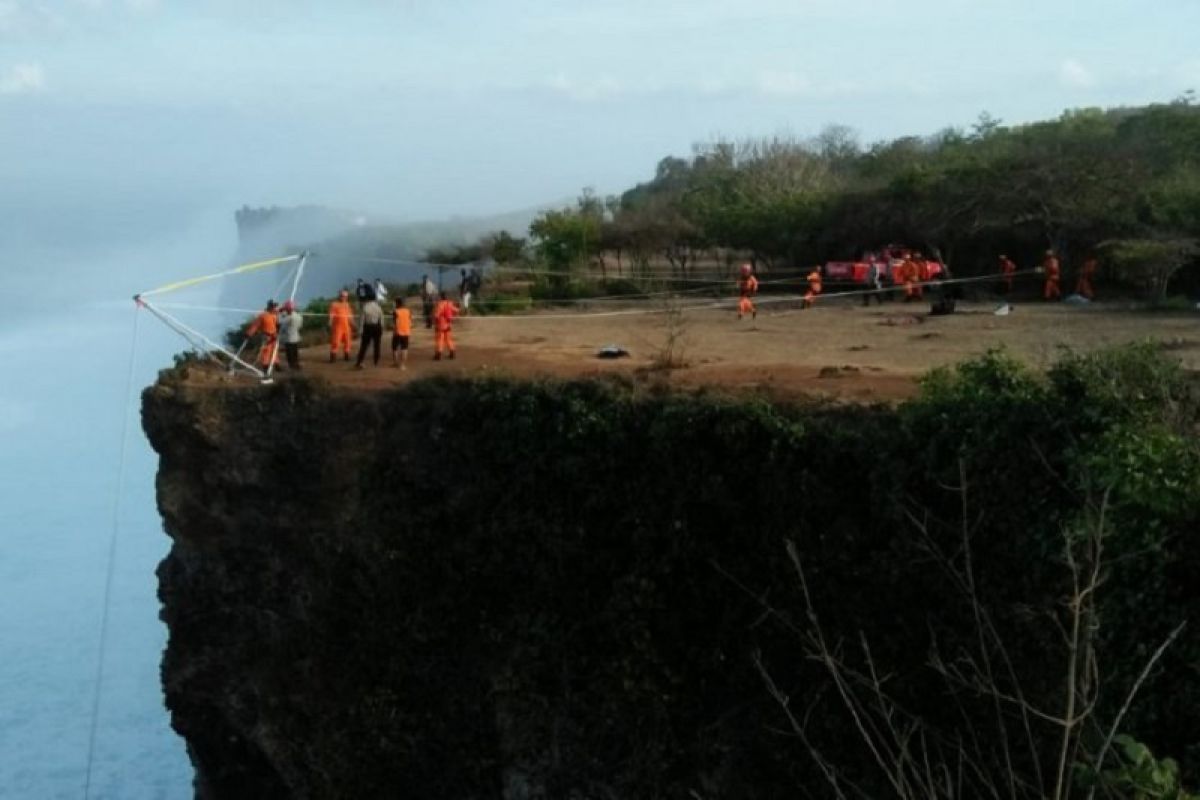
152, 344, 1199, 797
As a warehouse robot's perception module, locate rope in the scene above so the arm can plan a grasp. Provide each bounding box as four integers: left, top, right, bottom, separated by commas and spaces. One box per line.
83, 307, 141, 799
265, 253, 309, 381
764, 268, 1043, 318
150, 273, 799, 317
148, 269, 1039, 324
343, 254, 801, 285
137, 254, 299, 299
269, 260, 299, 301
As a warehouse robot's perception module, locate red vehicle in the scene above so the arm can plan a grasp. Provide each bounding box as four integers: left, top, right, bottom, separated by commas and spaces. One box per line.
824, 244, 945, 285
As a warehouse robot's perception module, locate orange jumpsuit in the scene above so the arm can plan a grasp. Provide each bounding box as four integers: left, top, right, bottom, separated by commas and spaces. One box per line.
913, 260, 927, 299
1043, 256, 1061, 300
328, 299, 353, 356
246, 310, 279, 368
802, 269, 822, 308
899, 260, 918, 301
1076, 259, 1096, 299
433, 299, 459, 358
737, 275, 758, 318
1000, 257, 1016, 293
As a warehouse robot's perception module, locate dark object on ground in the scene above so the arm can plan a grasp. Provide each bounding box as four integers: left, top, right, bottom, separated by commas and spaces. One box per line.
929, 298, 956, 316
597, 344, 630, 359
928, 279, 957, 316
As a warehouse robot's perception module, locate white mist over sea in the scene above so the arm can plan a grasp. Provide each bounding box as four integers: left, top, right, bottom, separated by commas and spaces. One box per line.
0, 208, 249, 798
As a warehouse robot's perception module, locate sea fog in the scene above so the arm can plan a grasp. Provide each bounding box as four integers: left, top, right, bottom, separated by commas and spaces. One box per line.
0, 205, 246, 799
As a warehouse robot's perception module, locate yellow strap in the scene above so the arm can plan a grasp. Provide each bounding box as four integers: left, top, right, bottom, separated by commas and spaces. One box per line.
138, 255, 299, 298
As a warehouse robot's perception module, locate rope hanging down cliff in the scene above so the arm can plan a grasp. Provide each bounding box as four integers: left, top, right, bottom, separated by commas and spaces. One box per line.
83, 307, 141, 800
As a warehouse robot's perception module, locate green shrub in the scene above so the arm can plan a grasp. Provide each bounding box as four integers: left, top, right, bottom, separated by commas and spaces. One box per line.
1078, 735, 1198, 799
471, 290, 534, 315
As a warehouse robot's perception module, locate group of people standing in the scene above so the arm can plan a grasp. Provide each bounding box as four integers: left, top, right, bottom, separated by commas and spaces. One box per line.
331, 276, 461, 369
243, 274, 463, 375
245, 299, 305, 372
734, 248, 1100, 320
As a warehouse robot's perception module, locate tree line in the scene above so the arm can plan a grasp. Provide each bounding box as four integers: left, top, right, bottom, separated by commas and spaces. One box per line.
451, 98, 1199, 300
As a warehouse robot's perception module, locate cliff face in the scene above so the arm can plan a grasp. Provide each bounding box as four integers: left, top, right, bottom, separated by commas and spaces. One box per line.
144, 373, 898, 798
143, 366, 1200, 798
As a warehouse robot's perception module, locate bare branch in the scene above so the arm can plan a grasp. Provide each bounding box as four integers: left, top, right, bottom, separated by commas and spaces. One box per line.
1086, 620, 1189, 800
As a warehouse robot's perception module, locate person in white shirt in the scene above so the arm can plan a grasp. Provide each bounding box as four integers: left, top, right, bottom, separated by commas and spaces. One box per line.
279, 300, 304, 370
421, 274, 437, 329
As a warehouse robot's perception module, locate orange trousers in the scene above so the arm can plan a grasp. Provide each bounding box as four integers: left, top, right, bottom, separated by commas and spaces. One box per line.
435, 329, 455, 354
802, 290, 817, 309
738, 296, 755, 317
1045, 279, 1061, 300
257, 336, 278, 368
904, 281, 922, 300
330, 325, 352, 354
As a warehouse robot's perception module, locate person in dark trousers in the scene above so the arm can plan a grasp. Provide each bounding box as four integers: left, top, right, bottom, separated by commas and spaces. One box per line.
929, 261, 958, 316
355, 298, 383, 369
391, 296, 412, 369
279, 300, 303, 369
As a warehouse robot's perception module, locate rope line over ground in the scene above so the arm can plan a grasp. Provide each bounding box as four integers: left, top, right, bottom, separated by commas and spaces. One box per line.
147, 268, 1042, 324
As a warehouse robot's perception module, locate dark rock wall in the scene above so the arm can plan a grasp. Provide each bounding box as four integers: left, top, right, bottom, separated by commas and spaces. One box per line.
143, 370, 1200, 799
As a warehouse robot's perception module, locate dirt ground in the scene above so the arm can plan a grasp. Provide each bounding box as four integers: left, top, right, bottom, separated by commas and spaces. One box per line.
190, 298, 1200, 403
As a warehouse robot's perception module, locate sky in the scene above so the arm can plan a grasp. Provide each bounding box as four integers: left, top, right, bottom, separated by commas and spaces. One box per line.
0, 4, 1197, 795
2, 0, 1199, 230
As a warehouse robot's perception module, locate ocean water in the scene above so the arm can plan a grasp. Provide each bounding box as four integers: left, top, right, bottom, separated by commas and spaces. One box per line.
0, 214, 252, 799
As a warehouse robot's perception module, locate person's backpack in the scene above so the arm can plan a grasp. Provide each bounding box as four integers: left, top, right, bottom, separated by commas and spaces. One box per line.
356, 282, 375, 302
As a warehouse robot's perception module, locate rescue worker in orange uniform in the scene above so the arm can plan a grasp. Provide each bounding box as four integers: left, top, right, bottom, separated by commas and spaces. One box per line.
1042, 250, 1062, 301
900, 259, 919, 302
736, 263, 759, 319
914, 254, 929, 300
433, 291, 460, 360
802, 266, 822, 309
1076, 257, 1097, 300
391, 296, 412, 369
245, 300, 280, 369
999, 255, 1017, 294
328, 289, 354, 362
